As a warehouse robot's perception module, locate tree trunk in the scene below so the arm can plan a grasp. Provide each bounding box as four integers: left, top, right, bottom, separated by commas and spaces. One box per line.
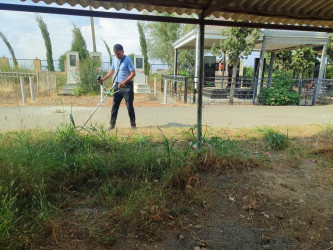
229, 62, 238, 104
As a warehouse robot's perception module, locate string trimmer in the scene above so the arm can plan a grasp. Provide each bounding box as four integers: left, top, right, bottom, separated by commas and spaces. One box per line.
69, 76, 118, 130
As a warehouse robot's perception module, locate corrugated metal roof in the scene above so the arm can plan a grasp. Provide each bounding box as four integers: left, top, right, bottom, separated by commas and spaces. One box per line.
26, 0, 333, 28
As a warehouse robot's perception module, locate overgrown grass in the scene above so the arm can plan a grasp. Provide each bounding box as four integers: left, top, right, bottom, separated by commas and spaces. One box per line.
0, 125, 274, 247
258, 127, 290, 150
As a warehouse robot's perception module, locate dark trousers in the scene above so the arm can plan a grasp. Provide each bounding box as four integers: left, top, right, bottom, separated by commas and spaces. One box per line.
110, 87, 136, 127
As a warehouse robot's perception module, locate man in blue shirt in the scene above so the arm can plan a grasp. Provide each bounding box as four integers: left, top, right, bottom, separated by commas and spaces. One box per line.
99, 44, 136, 130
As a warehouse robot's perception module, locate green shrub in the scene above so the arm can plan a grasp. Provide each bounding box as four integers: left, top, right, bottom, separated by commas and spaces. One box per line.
75, 56, 102, 95
258, 71, 300, 105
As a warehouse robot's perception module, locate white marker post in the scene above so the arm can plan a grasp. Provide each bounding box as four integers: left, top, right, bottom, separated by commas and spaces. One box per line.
163, 80, 168, 104
29, 77, 35, 101
154, 77, 157, 96
20, 77, 26, 104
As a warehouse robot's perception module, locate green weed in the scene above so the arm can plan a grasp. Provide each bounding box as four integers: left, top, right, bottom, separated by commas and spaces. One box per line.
258, 128, 290, 150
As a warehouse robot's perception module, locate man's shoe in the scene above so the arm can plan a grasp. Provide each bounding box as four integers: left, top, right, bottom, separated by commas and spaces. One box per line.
106, 125, 115, 131
131, 125, 136, 130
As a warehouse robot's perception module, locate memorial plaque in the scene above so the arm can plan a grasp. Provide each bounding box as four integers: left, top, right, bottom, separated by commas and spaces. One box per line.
70, 55, 76, 66
136, 58, 143, 69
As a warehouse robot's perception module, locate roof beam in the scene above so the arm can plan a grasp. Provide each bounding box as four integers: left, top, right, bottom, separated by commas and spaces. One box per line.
96, 0, 202, 10
1, 3, 333, 32
301, 0, 327, 14
202, 0, 233, 18
216, 6, 333, 22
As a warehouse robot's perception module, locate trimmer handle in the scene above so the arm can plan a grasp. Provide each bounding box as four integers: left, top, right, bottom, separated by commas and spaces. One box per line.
97, 75, 103, 85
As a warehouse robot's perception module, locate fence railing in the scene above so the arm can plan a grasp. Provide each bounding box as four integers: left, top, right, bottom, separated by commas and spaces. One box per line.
0, 71, 57, 103
161, 74, 333, 105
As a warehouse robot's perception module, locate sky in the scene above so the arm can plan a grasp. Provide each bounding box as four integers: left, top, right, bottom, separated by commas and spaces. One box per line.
0, 0, 257, 69
0, 0, 142, 63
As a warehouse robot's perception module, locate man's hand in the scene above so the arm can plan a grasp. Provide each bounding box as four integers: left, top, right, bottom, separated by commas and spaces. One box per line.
118, 81, 127, 88
98, 77, 104, 83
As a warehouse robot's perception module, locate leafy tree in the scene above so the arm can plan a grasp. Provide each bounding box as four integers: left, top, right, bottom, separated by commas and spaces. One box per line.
243, 66, 254, 77
291, 47, 317, 79
102, 38, 112, 65
71, 25, 89, 61
58, 53, 66, 72
0, 32, 18, 68
141, 11, 195, 71
274, 50, 292, 71
212, 25, 260, 104
137, 22, 149, 75
35, 14, 55, 71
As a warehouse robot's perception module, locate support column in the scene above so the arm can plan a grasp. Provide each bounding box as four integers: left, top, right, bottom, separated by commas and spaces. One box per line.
267, 52, 275, 87
312, 39, 329, 105
173, 49, 178, 95
256, 36, 267, 100
196, 16, 204, 149
194, 31, 200, 89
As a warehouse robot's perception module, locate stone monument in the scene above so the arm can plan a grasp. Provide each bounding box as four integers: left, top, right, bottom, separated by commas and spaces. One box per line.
60, 51, 79, 95
134, 55, 151, 94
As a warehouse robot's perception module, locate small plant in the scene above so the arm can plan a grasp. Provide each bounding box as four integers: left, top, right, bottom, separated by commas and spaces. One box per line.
259, 128, 290, 150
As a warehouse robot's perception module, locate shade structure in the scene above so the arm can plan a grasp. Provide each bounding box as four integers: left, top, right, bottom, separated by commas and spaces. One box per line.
2, 0, 332, 147
22, 0, 333, 28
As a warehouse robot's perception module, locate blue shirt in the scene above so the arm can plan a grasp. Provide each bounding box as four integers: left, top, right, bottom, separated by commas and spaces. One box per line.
111, 55, 135, 82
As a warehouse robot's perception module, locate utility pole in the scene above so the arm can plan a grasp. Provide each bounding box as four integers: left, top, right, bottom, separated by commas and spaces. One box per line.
89, 6, 97, 52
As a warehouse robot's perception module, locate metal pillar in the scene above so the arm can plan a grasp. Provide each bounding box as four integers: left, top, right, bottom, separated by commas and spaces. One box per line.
194, 31, 200, 89
196, 16, 204, 149
89, 6, 97, 52
174, 49, 178, 95
267, 52, 275, 87
312, 39, 329, 105
256, 36, 267, 100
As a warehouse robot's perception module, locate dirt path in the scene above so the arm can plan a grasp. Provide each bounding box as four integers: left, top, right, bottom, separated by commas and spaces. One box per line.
1, 103, 332, 131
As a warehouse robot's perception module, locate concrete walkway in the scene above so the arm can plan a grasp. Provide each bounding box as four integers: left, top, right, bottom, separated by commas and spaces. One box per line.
0, 104, 332, 131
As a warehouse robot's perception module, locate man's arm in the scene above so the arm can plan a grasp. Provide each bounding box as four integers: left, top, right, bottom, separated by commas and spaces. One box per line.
99, 69, 115, 83
118, 70, 136, 89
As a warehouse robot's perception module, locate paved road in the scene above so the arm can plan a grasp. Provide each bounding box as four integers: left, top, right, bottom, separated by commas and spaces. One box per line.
0, 104, 332, 131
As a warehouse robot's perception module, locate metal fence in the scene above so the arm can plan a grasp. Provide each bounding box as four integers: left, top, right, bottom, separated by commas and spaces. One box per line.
161, 74, 333, 105
0, 71, 57, 104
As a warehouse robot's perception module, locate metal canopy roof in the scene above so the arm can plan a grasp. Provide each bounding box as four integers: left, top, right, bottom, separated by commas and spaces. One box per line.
173, 27, 330, 52
23, 0, 333, 29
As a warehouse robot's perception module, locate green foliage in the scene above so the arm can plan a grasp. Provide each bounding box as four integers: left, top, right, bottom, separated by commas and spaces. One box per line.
141, 11, 195, 71
102, 38, 112, 65
35, 14, 55, 71
137, 22, 149, 75
71, 25, 89, 62
258, 71, 300, 106
326, 65, 333, 79
212, 25, 260, 66
58, 53, 66, 72
258, 128, 290, 150
291, 47, 317, 78
75, 56, 102, 95
243, 66, 254, 77
0, 32, 18, 68
274, 50, 293, 71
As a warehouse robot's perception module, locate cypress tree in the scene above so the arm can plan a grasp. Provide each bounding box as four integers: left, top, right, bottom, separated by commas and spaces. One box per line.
36, 14, 55, 71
